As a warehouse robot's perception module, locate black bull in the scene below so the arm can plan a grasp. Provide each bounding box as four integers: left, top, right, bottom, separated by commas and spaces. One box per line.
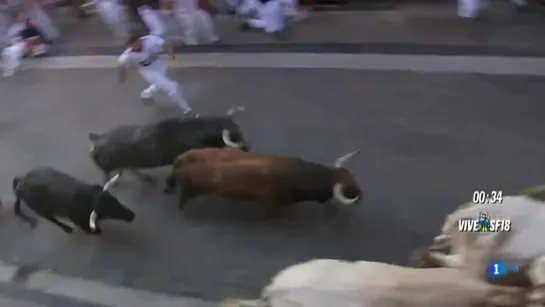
12, 168, 135, 234
87, 106, 249, 184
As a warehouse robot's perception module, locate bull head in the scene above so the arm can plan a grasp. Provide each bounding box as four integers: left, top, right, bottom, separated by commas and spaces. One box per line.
332, 149, 361, 205
222, 106, 247, 149
89, 172, 121, 231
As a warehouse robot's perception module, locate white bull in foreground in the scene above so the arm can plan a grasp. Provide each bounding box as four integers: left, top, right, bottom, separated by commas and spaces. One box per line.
222, 258, 532, 307
419, 191, 545, 273
412, 187, 545, 298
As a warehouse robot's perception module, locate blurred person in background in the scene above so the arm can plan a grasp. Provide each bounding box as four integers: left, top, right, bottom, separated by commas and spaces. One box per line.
118, 33, 193, 114
3, 14, 49, 77
133, 0, 167, 36
2, 12, 25, 77
237, 0, 305, 39
166, 0, 219, 45
24, 0, 59, 43
93, 0, 129, 38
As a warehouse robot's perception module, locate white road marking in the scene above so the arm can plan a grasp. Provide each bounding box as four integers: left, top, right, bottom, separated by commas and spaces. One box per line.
18, 53, 545, 76
0, 262, 215, 307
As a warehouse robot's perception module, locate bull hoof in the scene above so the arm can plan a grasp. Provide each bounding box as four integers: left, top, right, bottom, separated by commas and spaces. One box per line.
408, 247, 442, 268
62, 227, 74, 234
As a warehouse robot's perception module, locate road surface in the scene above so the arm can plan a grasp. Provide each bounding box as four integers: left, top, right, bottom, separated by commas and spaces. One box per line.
0, 64, 543, 301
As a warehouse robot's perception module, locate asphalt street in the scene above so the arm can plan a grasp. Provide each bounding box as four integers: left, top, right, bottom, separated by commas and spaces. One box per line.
0, 282, 109, 307
0, 68, 544, 301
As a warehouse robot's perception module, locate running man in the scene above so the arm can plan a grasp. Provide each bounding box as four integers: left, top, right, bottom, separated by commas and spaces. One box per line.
118, 34, 192, 114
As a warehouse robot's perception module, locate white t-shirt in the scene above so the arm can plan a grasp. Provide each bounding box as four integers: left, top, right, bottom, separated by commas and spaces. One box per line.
118, 35, 167, 72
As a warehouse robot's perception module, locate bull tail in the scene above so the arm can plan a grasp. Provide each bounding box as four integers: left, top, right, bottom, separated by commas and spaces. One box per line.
220, 299, 268, 307
226, 106, 245, 116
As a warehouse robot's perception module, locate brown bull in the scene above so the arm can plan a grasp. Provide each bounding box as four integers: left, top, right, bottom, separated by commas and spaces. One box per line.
164, 148, 362, 215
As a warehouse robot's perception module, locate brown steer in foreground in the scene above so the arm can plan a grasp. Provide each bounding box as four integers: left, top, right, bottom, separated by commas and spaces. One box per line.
164, 148, 362, 215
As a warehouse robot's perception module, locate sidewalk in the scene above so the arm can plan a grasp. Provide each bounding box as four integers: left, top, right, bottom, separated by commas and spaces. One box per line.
0, 262, 216, 307
51, 2, 545, 56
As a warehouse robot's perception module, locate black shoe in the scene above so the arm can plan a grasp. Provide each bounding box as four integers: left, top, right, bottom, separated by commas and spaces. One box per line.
239, 22, 250, 31
272, 30, 287, 41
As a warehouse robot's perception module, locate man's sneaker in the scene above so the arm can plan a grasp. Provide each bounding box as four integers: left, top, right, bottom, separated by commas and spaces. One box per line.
183, 108, 193, 115
3, 69, 14, 77
272, 30, 287, 41
239, 22, 251, 31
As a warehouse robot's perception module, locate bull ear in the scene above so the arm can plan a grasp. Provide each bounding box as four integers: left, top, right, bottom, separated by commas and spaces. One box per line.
88, 133, 100, 142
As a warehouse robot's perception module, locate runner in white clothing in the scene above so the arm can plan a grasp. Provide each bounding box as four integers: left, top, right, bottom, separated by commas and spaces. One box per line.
118, 34, 192, 114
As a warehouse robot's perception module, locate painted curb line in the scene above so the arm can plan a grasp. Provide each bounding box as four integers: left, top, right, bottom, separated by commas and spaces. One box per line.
12, 53, 545, 76
0, 262, 216, 307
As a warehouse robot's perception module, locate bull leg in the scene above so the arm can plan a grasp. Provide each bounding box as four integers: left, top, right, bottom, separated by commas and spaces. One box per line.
178, 190, 195, 209
42, 215, 74, 234
163, 174, 177, 194
425, 252, 462, 268
129, 169, 156, 184
14, 198, 38, 229
409, 247, 447, 268
178, 187, 199, 209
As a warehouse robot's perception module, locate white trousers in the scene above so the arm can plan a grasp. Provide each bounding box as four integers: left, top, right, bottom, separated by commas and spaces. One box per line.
173, 0, 218, 45
0, 10, 8, 46
27, 6, 59, 40
137, 6, 166, 36
138, 64, 191, 112
2, 42, 25, 76
96, 0, 128, 38
458, 0, 527, 18
248, 0, 284, 33
237, 0, 262, 17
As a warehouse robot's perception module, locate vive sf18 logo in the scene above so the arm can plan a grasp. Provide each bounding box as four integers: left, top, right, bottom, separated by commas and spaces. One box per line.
458, 213, 511, 233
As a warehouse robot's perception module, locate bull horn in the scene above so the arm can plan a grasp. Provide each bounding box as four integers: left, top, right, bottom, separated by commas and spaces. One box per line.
226, 106, 245, 116
334, 149, 361, 168
222, 129, 243, 148
89, 210, 98, 231
103, 173, 121, 191
333, 183, 359, 205
89, 172, 121, 230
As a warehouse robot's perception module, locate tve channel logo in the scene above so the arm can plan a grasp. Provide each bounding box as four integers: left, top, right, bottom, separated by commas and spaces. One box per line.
487, 262, 519, 278
458, 212, 511, 233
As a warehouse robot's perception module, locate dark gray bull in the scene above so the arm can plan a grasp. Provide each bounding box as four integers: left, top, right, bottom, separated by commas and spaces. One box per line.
87, 106, 249, 184
13, 168, 134, 234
